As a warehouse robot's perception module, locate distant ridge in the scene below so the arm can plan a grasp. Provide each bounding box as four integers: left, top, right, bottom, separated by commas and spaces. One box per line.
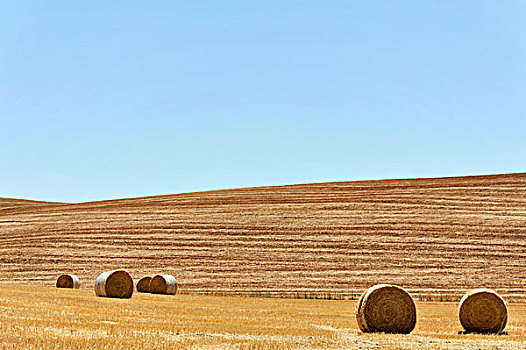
1, 172, 525, 301
0, 197, 63, 212
4, 171, 525, 204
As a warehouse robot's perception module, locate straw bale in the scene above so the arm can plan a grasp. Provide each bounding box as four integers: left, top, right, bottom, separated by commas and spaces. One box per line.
56, 274, 80, 289
136, 276, 152, 293
459, 288, 507, 333
356, 284, 416, 334
149, 274, 177, 295
94, 270, 133, 299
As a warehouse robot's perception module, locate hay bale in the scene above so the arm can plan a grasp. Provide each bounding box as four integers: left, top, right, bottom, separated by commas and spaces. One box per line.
458, 288, 507, 333
94, 270, 133, 299
136, 276, 152, 293
356, 284, 417, 334
56, 274, 80, 289
149, 274, 178, 295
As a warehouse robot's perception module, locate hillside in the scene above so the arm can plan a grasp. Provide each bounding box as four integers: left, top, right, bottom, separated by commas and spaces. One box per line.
0, 197, 62, 212
1, 173, 525, 301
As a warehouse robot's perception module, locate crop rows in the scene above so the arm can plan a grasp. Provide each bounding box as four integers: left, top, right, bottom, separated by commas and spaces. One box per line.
1, 173, 525, 301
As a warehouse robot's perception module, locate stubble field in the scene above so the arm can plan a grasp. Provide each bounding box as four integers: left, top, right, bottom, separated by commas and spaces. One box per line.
1, 173, 525, 301
1, 173, 526, 348
0, 285, 525, 349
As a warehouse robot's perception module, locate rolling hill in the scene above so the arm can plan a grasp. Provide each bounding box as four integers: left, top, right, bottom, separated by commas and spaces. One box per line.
1, 173, 525, 301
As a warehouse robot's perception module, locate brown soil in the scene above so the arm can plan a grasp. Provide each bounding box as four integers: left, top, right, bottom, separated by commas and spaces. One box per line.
1, 173, 525, 301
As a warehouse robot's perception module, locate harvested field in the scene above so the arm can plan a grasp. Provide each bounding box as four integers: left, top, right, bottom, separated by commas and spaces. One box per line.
0, 285, 525, 349
0, 173, 525, 301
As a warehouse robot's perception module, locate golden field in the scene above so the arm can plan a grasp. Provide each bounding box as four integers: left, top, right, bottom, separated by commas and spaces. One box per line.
1, 173, 525, 301
1, 173, 526, 348
0, 285, 525, 349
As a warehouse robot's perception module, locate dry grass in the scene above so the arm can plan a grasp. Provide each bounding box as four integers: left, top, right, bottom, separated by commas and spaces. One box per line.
1, 173, 525, 301
1, 285, 525, 349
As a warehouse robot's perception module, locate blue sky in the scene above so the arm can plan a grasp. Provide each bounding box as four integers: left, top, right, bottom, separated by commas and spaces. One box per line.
1, 1, 525, 202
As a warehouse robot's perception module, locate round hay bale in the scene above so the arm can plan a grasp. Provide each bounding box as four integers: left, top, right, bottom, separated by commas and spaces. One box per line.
136, 276, 152, 293
356, 284, 417, 334
94, 270, 133, 299
459, 288, 507, 333
149, 274, 178, 295
56, 274, 80, 289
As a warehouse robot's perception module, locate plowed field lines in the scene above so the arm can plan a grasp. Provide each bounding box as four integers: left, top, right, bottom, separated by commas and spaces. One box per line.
1, 173, 525, 301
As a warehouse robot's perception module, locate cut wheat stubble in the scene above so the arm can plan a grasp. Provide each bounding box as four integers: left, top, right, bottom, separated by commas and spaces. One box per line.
356, 284, 417, 334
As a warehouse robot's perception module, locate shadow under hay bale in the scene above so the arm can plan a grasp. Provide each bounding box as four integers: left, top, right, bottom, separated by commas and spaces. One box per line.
149, 274, 177, 295
136, 276, 152, 293
56, 274, 80, 289
94, 270, 133, 299
356, 284, 417, 334
458, 288, 507, 334
458, 330, 508, 335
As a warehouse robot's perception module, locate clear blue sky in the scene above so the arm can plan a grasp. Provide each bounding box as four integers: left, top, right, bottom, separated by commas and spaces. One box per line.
1, 1, 525, 203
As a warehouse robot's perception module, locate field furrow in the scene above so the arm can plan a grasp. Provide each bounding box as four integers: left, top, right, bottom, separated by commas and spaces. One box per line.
1, 173, 525, 301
